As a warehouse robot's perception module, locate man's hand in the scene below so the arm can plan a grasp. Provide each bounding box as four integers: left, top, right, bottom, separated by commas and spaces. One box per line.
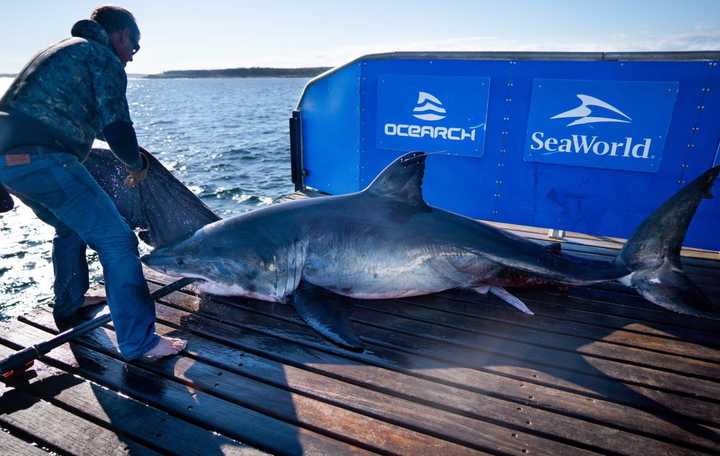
125, 154, 149, 188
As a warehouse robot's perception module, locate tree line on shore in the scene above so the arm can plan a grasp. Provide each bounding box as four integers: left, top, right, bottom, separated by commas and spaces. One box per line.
145, 67, 331, 78
2, 67, 332, 79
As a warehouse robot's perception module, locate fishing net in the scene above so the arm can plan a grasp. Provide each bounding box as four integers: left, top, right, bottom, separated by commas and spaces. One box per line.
84, 147, 220, 248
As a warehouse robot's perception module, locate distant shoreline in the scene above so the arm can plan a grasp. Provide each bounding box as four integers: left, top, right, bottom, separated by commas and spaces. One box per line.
145, 67, 331, 79
1, 67, 332, 79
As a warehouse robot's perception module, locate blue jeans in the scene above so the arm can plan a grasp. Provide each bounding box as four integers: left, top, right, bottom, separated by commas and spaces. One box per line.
0, 150, 159, 359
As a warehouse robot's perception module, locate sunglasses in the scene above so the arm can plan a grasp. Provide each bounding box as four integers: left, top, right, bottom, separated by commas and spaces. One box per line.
130, 34, 140, 55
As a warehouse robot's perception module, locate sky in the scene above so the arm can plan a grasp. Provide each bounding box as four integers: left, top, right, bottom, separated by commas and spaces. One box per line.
1, 0, 719, 74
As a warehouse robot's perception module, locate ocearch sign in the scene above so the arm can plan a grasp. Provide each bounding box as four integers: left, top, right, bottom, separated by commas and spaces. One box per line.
523, 79, 678, 172
376, 75, 489, 156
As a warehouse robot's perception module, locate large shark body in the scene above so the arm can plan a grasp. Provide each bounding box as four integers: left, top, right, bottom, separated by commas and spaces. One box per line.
137, 152, 720, 350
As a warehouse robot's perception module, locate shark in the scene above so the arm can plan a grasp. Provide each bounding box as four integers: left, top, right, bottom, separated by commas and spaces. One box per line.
133, 151, 720, 351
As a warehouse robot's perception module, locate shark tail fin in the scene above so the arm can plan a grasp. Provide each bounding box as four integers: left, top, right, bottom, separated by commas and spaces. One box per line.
617, 166, 720, 318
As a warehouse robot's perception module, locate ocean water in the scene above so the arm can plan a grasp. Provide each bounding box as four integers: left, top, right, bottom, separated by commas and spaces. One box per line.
0, 77, 308, 319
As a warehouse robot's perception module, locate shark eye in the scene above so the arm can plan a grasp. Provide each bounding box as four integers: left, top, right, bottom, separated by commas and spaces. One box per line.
176, 257, 185, 266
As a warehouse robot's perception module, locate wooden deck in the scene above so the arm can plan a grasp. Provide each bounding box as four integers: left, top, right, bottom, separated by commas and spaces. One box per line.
1, 232, 719, 455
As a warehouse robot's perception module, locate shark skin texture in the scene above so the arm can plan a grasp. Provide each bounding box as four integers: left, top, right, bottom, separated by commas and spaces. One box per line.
127, 151, 720, 352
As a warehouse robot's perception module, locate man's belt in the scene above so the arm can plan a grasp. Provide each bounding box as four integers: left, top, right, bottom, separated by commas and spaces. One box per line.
4, 145, 60, 155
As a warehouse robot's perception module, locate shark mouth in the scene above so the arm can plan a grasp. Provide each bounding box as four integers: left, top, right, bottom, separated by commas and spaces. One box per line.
551, 94, 632, 127
412, 91, 447, 121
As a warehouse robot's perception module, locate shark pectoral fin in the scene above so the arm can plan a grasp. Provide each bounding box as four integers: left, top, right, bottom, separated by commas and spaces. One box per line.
489, 287, 535, 315
291, 285, 364, 352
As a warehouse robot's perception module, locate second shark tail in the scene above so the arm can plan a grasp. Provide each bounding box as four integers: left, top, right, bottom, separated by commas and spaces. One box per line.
616, 166, 720, 318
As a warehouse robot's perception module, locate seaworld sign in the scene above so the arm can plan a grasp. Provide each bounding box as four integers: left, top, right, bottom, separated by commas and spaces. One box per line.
523, 79, 678, 173
529, 132, 652, 159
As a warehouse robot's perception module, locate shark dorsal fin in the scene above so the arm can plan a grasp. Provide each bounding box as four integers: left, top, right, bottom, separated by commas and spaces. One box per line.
364, 152, 428, 206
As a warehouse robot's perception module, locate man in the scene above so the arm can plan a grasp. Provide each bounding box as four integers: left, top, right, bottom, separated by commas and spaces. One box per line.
0, 6, 185, 360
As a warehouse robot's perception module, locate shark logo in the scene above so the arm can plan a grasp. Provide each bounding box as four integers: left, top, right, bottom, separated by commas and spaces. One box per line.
551, 94, 632, 127
412, 91, 447, 121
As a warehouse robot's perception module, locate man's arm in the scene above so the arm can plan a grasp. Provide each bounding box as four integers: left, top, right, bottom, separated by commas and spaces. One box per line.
102, 121, 143, 171
102, 121, 147, 187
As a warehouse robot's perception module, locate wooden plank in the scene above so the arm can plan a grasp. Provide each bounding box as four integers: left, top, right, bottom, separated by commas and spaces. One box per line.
22, 310, 497, 456
510, 288, 720, 344
394, 294, 720, 363
0, 429, 55, 456
98, 316, 700, 455
1, 380, 159, 456
547, 285, 720, 317
141, 282, 720, 452
0, 343, 266, 456
431, 290, 720, 348
0, 319, 377, 456
351, 313, 720, 401
508, 286, 720, 334
348, 301, 720, 380
160, 282, 720, 416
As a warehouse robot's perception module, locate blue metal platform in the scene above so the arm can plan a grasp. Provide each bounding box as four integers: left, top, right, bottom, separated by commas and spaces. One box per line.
290, 51, 720, 250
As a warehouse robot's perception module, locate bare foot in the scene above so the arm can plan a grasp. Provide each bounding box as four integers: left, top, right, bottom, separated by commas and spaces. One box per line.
142, 335, 187, 361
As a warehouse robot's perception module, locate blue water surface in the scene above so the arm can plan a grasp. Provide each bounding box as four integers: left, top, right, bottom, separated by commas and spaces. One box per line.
0, 77, 308, 318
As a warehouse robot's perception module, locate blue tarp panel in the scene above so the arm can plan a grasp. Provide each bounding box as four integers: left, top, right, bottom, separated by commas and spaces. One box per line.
295, 52, 720, 250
